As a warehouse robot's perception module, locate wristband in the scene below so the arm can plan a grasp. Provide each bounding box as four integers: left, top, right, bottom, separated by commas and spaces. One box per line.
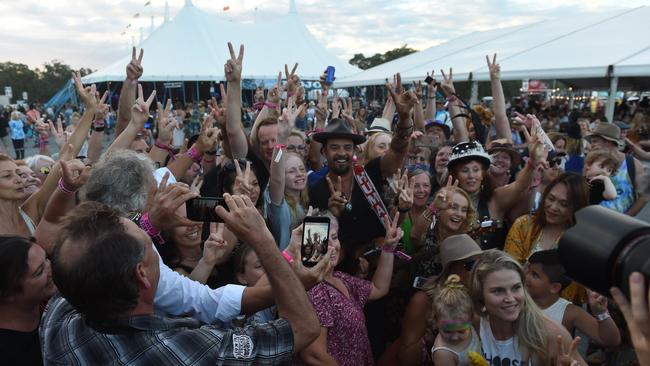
93, 126, 105, 132
382, 245, 412, 261
155, 140, 176, 161
446, 94, 458, 103
398, 207, 411, 213
281, 250, 294, 264
264, 101, 277, 110
93, 119, 105, 128
595, 311, 611, 321
185, 145, 203, 163
57, 177, 77, 195
139, 212, 165, 244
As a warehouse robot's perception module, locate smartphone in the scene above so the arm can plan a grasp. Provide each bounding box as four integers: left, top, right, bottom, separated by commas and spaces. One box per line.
301, 216, 330, 267
424, 75, 433, 85
325, 66, 336, 86
186, 197, 226, 222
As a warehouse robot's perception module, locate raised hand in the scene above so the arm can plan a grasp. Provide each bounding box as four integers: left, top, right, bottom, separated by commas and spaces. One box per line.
611, 273, 650, 366
233, 160, 254, 197
556, 335, 580, 366
382, 211, 404, 248
195, 114, 219, 153
434, 175, 459, 209
131, 84, 156, 129
326, 175, 347, 217
209, 92, 226, 127
267, 72, 282, 108
281, 95, 306, 128
72, 71, 97, 109
284, 63, 300, 93
285, 216, 335, 288
587, 290, 608, 316
202, 223, 231, 266
340, 97, 354, 124
412, 80, 423, 102
386, 73, 418, 117
126, 47, 144, 81
215, 194, 267, 245
190, 174, 203, 195
224, 42, 244, 83
34, 118, 50, 138
156, 99, 174, 145
60, 159, 92, 192
486, 53, 500, 80
49, 118, 71, 150
148, 172, 198, 230
94, 91, 110, 120
254, 84, 265, 103
439, 68, 456, 97
397, 172, 414, 212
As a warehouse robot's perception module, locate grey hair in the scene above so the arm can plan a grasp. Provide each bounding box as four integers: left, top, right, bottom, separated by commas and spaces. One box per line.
25, 154, 55, 171
83, 149, 155, 216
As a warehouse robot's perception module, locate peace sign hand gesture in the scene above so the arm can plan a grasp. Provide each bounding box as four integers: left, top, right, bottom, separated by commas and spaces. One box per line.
486, 53, 500, 80
225, 42, 244, 83
439, 68, 456, 97
386, 73, 418, 117
94, 91, 110, 120
397, 173, 414, 212
195, 114, 219, 153
284, 63, 300, 93
233, 160, 254, 197
556, 336, 581, 366
202, 223, 231, 266
435, 175, 459, 209
49, 117, 71, 150
126, 47, 144, 81
131, 84, 157, 129
382, 211, 404, 249
72, 71, 97, 109
156, 99, 174, 145
326, 175, 347, 217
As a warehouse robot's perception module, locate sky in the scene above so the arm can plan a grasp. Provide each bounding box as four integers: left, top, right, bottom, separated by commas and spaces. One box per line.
1, 0, 648, 71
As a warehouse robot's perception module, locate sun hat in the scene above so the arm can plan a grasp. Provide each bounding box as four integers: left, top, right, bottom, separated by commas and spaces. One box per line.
585, 123, 622, 148
312, 118, 366, 145
366, 118, 391, 135
447, 140, 491, 172
440, 234, 483, 269
486, 138, 521, 168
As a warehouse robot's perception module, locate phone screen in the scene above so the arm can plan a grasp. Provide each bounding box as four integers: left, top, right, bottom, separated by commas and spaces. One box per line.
301, 218, 330, 267
185, 197, 225, 222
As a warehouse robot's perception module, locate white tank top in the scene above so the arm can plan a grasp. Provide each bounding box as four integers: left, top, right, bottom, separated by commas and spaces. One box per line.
542, 297, 571, 326
479, 316, 531, 366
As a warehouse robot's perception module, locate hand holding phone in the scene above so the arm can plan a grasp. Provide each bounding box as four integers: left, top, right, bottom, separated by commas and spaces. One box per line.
301, 216, 330, 267
186, 197, 226, 222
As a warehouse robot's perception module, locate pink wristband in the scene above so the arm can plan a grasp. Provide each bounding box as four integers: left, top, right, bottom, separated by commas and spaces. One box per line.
139, 212, 165, 244
264, 101, 277, 110
57, 178, 76, 195
185, 145, 203, 163
155, 140, 176, 161
282, 250, 294, 264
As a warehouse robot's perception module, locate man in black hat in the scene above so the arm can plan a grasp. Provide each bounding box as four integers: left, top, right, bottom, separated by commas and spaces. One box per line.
308, 81, 418, 272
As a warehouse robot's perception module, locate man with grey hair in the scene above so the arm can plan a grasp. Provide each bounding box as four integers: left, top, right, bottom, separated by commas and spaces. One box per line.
82, 149, 269, 324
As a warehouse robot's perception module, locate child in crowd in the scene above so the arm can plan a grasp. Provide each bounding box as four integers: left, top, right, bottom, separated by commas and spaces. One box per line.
525, 250, 621, 348
232, 243, 276, 325
583, 150, 618, 205
431, 274, 482, 365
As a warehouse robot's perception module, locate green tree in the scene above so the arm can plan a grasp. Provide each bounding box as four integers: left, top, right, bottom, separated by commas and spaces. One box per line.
349, 45, 418, 70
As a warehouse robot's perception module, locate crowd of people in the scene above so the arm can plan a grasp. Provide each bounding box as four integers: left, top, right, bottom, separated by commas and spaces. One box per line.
1, 43, 650, 366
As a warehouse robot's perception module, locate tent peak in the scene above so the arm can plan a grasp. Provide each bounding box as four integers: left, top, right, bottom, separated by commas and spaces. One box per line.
289, 0, 297, 14
164, 1, 170, 22
185, 0, 193, 8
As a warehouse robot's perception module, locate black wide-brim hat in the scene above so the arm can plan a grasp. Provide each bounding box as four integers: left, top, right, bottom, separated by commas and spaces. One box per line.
447, 140, 491, 172
313, 118, 367, 145
487, 139, 522, 168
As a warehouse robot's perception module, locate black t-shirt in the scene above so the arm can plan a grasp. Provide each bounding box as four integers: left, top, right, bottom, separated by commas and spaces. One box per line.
309, 157, 386, 251
0, 327, 43, 366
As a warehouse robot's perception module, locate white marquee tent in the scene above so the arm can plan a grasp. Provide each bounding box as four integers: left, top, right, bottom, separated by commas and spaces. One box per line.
336, 6, 650, 90
82, 0, 359, 84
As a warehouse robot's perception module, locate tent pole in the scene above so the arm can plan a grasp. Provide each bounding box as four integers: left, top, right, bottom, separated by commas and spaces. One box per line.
182, 82, 187, 105
470, 79, 479, 105
196, 81, 200, 102
606, 66, 617, 123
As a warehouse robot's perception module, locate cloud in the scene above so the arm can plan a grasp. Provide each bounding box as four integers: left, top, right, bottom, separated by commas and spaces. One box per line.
0, 0, 645, 71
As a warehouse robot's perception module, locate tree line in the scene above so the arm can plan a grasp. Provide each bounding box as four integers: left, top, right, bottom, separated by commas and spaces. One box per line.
0, 61, 93, 104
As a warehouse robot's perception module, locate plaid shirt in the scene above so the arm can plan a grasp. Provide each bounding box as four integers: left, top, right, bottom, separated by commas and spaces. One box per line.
40, 294, 293, 365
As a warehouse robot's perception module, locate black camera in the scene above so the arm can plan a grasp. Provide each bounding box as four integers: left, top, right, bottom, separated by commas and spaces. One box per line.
558, 205, 650, 300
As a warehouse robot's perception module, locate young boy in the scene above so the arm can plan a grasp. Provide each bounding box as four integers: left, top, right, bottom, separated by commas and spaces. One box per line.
583, 150, 618, 204
525, 250, 621, 348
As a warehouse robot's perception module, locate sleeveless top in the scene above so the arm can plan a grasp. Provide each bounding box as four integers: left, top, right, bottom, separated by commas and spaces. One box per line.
599, 158, 635, 213
480, 316, 531, 366
19, 207, 36, 236
542, 297, 571, 326
431, 327, 481, 365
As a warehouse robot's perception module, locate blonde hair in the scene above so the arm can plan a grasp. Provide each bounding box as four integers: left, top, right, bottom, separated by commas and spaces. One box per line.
283, 152, 309, 218
362, 131, 391, 163
432, 274, 473, 322
423, 186, 477, 234
470, 250, 549, 365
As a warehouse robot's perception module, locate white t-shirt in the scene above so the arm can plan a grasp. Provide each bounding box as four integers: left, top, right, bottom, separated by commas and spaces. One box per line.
480, 316, 531, 366
542, 297, 571, 326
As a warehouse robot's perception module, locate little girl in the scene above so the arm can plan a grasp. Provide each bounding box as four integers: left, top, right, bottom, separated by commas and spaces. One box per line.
431, 274, 482, 365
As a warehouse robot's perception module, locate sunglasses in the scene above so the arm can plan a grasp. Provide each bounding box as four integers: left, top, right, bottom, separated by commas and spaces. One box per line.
406, 163, 430, 173
39, 166, 50, 175
223, 158, 251, 171
286, 144, 306, 152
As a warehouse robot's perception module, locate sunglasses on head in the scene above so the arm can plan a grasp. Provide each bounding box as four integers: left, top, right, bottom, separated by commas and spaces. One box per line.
286, 144, 305, 152
39, 166, 50, 175
223, 158, 251, 171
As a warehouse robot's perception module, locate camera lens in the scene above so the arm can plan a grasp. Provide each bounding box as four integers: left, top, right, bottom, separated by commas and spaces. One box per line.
558, 205, 650, 299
